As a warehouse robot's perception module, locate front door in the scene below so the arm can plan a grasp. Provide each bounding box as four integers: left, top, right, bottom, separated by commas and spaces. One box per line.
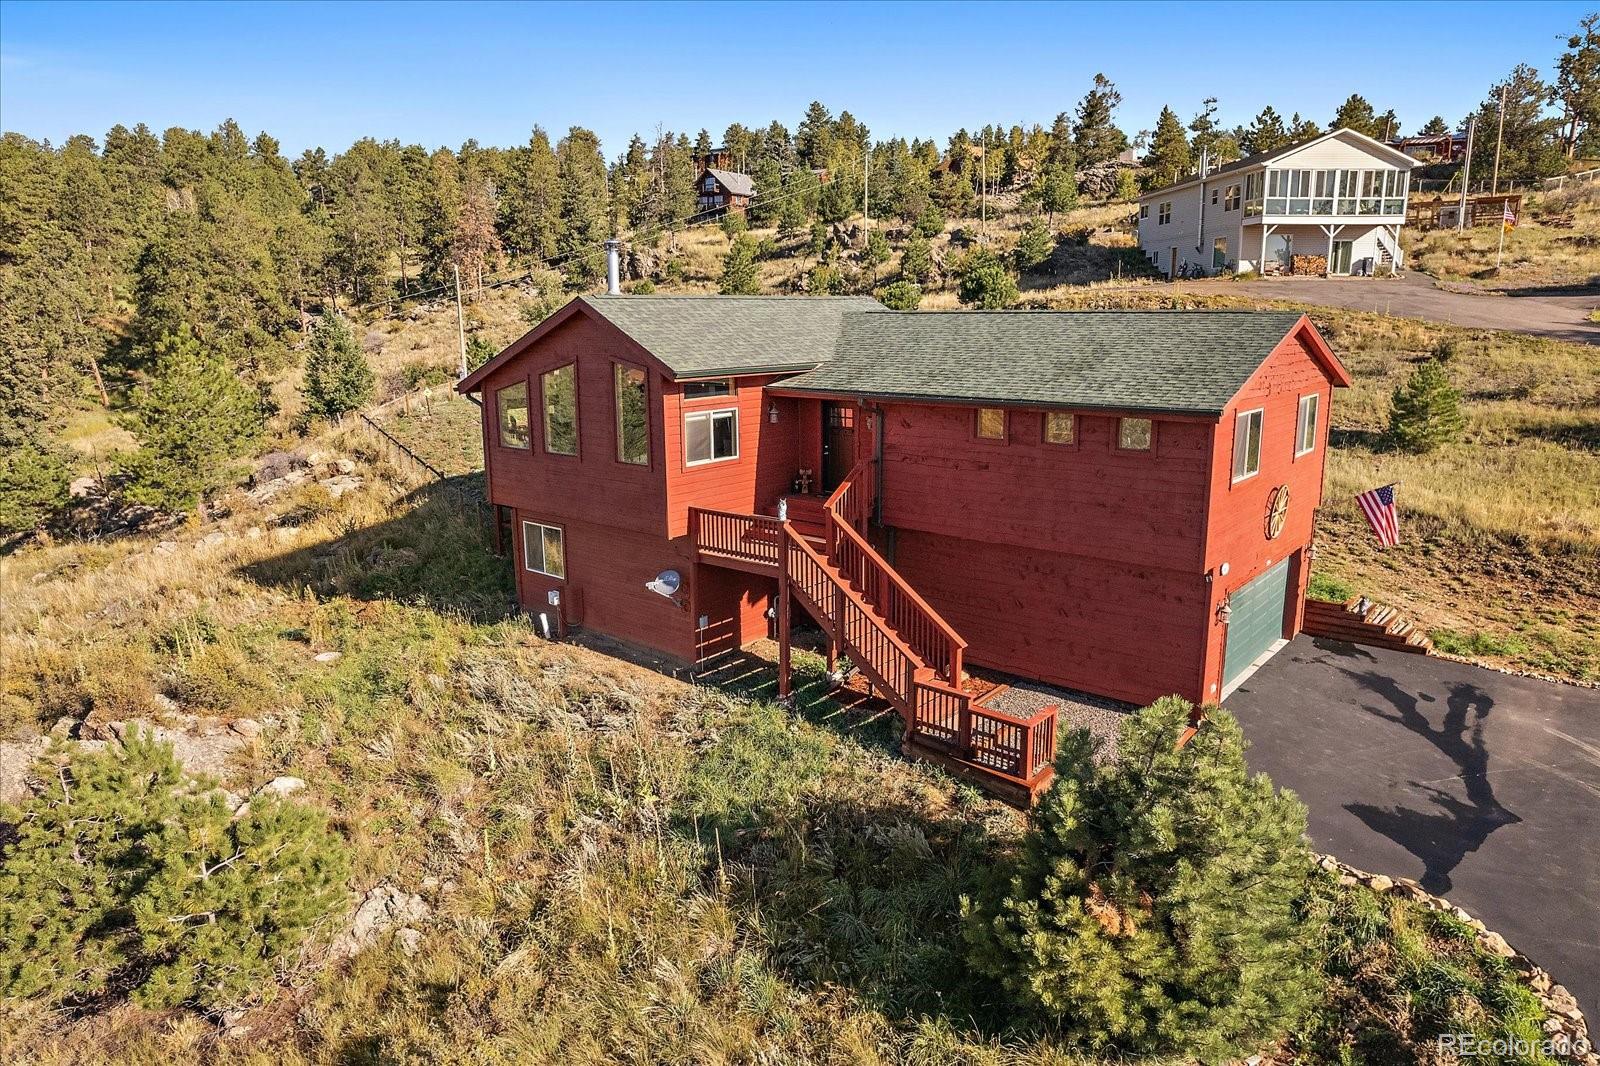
821, 402, 856, 492
1330, 240, 1354, 275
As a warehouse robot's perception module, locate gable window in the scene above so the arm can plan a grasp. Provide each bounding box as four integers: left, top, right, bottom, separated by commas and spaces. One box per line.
1224, 184, 1240, 210
521, 520, 566, 579
703, 176, 716, 192
1157, 202, 1172, 225
976, 408, 1006, 440
496, 381, 530, 449
541, 364, 578, 455
682, 379, 732, 399
1118, 417, 1153, 451
1044, 411, 1074, 444
1296, 393, 1320, 457
614, 363, 648, 465
1232, 408, 1263, 482
685, 408, 738, 465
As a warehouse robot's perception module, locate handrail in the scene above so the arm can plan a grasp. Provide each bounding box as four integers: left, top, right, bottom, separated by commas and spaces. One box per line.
830, 513, 967, 681
691, 508, 784, 569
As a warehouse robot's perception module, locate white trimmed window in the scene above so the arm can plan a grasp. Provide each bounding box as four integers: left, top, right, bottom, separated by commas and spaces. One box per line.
685, 408, 738, 465
522, 520, 566, 579
1232, 408, 1263, 481
1157, 202, 1172, 225
1139, 203, 1149, 219
1296, 393, 1320, 456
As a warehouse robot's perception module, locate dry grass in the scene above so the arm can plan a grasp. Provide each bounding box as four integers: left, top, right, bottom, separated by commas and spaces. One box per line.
1403, 184, 1600, 291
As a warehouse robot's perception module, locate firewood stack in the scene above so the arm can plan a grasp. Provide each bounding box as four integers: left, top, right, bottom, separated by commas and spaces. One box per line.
1291, 254, 1328, 276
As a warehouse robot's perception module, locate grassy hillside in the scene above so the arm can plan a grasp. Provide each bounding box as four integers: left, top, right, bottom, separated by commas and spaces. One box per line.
1, 430, 1557, 1063
1403, 182, 1600, 291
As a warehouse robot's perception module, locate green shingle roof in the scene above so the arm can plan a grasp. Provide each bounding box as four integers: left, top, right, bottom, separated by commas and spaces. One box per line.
780, 310, 1308, 415
580, 295, 881, 378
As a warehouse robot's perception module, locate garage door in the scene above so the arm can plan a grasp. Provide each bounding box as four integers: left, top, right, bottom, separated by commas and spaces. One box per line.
1223, 559, 1292, 691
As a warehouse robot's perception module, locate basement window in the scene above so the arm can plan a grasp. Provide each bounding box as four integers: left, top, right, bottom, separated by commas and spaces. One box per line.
614, 363, 648, 465
1232, 408, 1263, 481
542, 364, 578, 455
1044, 411, 1075, 444
685, 408, 738, 465
1118, 417, 1153, 451
521, 520, 566, 579
1296, 393, 1320, 457
976, 408, 1006, 440
496, 381, 530, 449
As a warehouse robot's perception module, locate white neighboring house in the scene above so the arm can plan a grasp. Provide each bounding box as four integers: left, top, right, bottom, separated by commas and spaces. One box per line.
1136, 128, 1417, 278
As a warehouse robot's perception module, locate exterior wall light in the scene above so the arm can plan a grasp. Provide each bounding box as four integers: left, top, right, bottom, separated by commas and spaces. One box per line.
769, 403, 779, 424
1216, 595, 1233, 624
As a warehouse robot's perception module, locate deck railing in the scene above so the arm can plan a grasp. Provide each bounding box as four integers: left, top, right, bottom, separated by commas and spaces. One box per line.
691, 508, 783, 569
824, 461, 966, 685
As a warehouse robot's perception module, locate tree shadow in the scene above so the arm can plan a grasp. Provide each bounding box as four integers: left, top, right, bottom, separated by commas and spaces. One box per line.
237, 476, 515, 623
1338, 671, 1520, 893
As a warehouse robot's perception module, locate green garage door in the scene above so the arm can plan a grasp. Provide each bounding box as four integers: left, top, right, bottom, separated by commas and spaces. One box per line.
1223, 559, 1292, 691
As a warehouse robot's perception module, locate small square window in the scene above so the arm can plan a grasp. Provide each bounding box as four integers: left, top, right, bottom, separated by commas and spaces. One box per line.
522, 520, 566, 579
1044, 411, 1074, 444
685, 408, 738, 465
977, 408, 1006, 440
1232, 408, 1263, 481
1296, 394, 1320, 457
1118, 417, 1153, 451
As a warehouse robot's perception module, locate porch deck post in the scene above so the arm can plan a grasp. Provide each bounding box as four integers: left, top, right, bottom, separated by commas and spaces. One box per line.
777, 524, 792, 699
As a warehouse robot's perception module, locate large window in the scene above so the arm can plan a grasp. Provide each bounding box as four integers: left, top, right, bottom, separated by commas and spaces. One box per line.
522, 520, 566, 579
1296, 394, 1320, 457
977, 408, 1006, 440
1265, 167, 1406, 216
496, 382, 530, 449
685, 408, 738, 465
1044, 411, 1074, 445
1118, 417, 1153, 451
614, 363, 648, 465
1157, 202, 1172, 225
541, 364, 577, 455
1232, 408, 1263, 482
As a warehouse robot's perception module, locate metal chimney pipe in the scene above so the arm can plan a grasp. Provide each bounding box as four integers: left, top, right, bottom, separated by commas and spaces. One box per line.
604, 239, 622, 295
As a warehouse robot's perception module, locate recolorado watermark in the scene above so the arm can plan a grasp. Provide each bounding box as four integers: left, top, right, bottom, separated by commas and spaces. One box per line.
1437, 1032, 1591, 1058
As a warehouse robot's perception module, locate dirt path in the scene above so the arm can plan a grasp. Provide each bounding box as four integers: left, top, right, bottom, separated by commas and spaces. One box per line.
1168, 272, 1600, 345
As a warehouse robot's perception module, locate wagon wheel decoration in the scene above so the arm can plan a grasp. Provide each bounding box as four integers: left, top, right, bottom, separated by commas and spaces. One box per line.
1265, 485, 1290, 540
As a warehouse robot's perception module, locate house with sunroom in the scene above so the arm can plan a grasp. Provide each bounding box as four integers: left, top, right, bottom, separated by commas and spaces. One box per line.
1137, 127, 1417, 278
457, 284, 1351, 803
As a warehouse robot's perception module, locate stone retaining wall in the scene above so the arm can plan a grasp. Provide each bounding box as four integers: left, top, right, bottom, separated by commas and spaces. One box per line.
1319, 854, 1594, 1063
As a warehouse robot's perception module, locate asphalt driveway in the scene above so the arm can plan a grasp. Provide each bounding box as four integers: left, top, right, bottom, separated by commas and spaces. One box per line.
1227, 634, 1600, 1016
1170, 272, 1600, 346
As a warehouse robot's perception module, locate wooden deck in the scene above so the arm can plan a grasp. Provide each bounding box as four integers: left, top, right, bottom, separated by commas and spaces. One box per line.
691, 463, 1059, 802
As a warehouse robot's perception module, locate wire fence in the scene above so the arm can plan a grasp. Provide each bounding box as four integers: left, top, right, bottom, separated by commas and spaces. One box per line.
356, 410, 491, 525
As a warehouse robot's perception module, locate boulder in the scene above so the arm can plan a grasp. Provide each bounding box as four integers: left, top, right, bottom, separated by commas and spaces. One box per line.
106, 720, 247, 780
318, 475, 363, 499
329, 884, 432, 961
0, 737, 48, 803
334, 458, 357, 475
255, 776, 307, 799
69, 475, 99, 498
314, 651, 343, 663
254, 450, 308, 485
229, 718, 263, 738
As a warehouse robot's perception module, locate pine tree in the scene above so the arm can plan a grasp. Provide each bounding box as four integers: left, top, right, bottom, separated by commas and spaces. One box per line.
1033, 165, 1077, 225
1242, 106, 1291, 155
502, 127, 561, 260
0, 441, 71, 536
1466, 65, 1567, 184
1331, 94, 1391, 138
796, 101, 836, 169
1189, 97, 1241, 166
452, 176, 502, 294
1288, 112, 1323, 142
556, 127, 609, 287
878, 280, 921, 310
1072, 74, 1129, 167
1142, 106, 1192, 186
1388, 358, 1464, 453
302, 314, 374, 421
1046, 111, 1076, 170
900, 231, 933, 284
964, 699, 1325, 1059
956, 247, 1018, 308
864, 228, 890, 283
1013, 217, 1053, 270
1420, 115, 1452, 136
118, 325, 263, 513
720, 234, 761, 295
0, 732, 349, 1012
1557, 13, 1600, 156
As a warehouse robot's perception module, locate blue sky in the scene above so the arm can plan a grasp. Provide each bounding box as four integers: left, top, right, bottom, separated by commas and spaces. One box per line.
1, 0, 1590, 158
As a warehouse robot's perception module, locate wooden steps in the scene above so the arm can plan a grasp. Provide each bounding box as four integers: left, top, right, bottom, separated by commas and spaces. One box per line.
1303, 597, 1434, 655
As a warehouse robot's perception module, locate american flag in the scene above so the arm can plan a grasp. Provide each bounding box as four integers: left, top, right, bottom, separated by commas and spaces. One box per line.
1356, 484, 1400, 547
1503, 204, 1517, 227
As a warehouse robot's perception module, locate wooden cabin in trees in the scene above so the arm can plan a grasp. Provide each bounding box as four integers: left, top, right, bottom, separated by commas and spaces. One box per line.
695, 167, 755, 216
459, 295, 1351, 802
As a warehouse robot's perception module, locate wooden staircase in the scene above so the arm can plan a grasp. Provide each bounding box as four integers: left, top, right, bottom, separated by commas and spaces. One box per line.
693, 463, 1058, 803
1303, 597, 1434, 655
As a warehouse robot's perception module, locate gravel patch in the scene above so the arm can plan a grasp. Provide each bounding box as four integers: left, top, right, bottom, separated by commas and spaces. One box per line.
985, 681, 1134, 763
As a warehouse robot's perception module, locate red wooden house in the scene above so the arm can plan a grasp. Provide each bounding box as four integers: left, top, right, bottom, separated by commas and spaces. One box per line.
458, 292, 1351, 801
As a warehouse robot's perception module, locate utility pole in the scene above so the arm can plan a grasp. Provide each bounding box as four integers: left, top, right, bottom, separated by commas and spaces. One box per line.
1491, 84, 1507, 195
1457, 117, 1476, 231
980, 130, 988, 242
453, 264, 468, 380
863, 150, 869, 227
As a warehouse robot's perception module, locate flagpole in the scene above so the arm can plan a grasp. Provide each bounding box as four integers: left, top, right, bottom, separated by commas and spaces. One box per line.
1495, 211, 1508, 271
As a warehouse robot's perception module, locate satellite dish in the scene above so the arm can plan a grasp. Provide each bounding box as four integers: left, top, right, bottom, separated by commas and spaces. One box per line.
645, 570, 681, 599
